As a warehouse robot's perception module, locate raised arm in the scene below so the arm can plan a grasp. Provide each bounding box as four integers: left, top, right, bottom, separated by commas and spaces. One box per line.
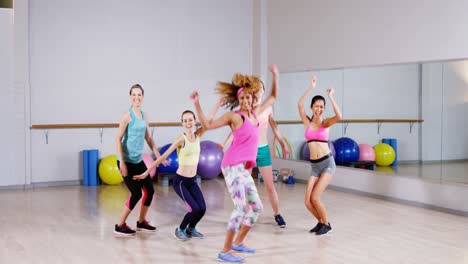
115, 112, 131, 176
196, 97, 224, 138
297, 76, 317, 128
323, 87, 342, 128
256, 64, 279, 115
268, 113, 290, 159
191, 91, 232, 130
134, 135, 184, 180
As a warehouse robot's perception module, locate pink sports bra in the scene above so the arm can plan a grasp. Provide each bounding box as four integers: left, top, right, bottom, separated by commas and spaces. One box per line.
305, 123, 329, 143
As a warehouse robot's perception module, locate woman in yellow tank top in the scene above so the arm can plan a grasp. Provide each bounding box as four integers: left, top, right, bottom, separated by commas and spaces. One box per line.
134, 105, 221, 241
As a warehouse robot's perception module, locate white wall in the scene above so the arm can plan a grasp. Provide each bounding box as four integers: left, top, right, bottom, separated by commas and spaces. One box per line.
0, 8, 20, 186
0, 10, 13, 89
23, 0, 255, 184
268, 0, 468, 71
252, 0, 268, 79
13, 0, 32, 187
29, 0, 253, 124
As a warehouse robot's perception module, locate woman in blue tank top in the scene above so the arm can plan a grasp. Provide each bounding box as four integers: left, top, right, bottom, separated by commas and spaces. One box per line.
114, 84, 169, 236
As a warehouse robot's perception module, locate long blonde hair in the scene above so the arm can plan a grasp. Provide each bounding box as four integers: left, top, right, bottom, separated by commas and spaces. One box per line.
216, 73, 262, 110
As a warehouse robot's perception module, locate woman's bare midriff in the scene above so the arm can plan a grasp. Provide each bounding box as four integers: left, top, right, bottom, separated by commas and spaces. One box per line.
176, 164, 197, 178
308, 141, 330, 160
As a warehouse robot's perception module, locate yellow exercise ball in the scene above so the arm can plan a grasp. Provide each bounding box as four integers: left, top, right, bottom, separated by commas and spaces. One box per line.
373, 143, 395, 166
98, 155, 124, 185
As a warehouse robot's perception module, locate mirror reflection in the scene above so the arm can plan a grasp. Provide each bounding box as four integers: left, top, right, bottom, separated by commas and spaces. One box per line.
274, 59, 468, 184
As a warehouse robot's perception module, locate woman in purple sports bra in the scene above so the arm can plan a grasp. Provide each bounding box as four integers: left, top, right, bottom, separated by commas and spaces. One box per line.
297, 75, 342, 236
191, 66, 278, 263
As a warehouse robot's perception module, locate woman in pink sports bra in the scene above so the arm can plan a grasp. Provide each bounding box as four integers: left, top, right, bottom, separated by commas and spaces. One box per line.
297, 75, 342, 236
191, 66, 278, 263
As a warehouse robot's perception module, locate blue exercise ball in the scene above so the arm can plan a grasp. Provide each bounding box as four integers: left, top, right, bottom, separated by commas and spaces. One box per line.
157, 143, 179, 173
197, 140, 223, 180
333, 137, 359, 165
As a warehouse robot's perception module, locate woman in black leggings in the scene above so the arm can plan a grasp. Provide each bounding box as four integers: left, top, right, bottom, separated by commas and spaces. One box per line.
136, 105, 221, 241
114, 84, 168, 236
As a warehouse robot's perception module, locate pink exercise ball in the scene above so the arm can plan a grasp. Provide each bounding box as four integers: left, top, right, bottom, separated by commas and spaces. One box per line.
358, 143, 375, 161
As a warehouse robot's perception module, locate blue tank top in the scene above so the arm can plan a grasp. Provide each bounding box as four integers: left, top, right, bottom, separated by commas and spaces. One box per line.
122, 108, 146, 163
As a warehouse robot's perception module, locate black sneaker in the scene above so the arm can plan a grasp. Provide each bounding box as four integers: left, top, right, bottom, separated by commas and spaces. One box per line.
316, 223, 332, 235
309, 222, 323, 233
136, 220, 157, 232
114, 223, 136, 236
274, 214, 286, 228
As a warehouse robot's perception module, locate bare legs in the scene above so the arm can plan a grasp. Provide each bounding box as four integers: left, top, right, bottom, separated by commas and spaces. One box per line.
258, 165, 280, 215
304, 173, 333, 224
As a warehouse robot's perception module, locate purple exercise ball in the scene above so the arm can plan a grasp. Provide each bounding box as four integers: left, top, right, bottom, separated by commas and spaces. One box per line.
197, 140, 224, 180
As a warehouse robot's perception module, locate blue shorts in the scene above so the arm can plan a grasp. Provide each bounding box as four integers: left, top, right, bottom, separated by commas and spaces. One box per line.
256, 144, 272, 167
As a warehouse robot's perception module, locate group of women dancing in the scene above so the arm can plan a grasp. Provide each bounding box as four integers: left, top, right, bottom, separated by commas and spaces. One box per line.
113, 65, 342, 263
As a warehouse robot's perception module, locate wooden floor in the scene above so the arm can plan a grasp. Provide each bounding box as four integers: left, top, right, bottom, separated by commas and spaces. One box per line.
1, 177, 467, 264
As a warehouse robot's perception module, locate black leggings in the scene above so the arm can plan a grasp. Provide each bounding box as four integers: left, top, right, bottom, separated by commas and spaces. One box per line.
172, 174, 206, 230
118, 160, 155, 210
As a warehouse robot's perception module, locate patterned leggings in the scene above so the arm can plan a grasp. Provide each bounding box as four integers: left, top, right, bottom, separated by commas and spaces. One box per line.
222, 164, 263, 232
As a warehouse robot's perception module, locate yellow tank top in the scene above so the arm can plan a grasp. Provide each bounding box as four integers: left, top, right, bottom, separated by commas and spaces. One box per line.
177, 133, 200, 166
